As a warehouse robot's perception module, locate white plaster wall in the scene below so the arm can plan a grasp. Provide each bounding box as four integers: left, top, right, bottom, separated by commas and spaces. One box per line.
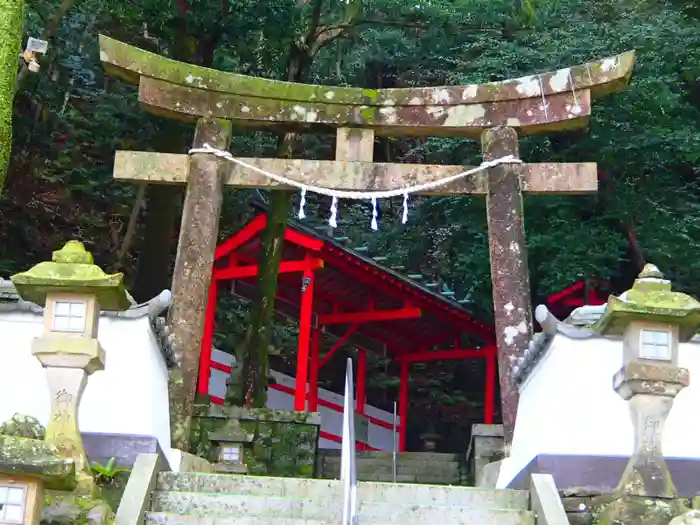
0, 311, 172, 463
1, 309, 397, 467
497, 334, 700, 487
209, 348, 399, 451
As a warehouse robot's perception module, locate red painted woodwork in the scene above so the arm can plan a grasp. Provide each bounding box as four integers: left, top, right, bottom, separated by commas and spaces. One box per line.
213, 258, 323, 280
198, 280, 218, 396
199, 212, 500, 451
484, 350, 497, 425
356, 349, 367, 414
318, 323, 358, 368
318, 307, 422, 325
294, 262, 315, 410
309, 329, 321, 411
399, 362, 409, 452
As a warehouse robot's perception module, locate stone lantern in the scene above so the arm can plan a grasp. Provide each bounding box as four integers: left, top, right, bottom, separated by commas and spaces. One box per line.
593, 264, 700, 499
208, 418, 253, 474
10, 241, 130, 492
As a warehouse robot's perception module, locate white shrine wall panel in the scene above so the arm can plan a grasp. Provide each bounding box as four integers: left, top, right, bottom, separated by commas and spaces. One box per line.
498, 334, 700, 488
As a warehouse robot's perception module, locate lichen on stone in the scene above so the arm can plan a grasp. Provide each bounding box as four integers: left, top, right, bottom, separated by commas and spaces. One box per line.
41, 490, 114, 525
193, 407, 321, 478
590, 494, 689, 525
0, 413, 46, 439
593, 264, 700, 340
10, 241, 130, 310
0, 435, 76, 490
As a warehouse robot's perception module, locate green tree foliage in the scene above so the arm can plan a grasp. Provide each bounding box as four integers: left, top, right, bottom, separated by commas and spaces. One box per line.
3, 0, 700, 443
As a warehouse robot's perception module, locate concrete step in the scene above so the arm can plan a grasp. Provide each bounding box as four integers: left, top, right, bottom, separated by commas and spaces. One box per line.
150, 492, 535, 524
318, 472, 453, 484
146, 516, 335, 525
146, 511, 534, 525
157, 473, 529, 509
322, 458, 460, 473
320, 451, 460, 463
319, 473, 460, 485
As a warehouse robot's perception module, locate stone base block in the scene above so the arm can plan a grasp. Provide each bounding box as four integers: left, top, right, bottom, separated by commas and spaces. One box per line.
591, 494, 689, 525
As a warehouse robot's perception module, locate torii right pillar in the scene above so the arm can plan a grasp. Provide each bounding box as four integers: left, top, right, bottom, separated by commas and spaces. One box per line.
481, 126, 531, 445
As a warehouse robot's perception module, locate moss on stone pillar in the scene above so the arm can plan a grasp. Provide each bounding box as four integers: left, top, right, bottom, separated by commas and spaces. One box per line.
0, 0, 24, 189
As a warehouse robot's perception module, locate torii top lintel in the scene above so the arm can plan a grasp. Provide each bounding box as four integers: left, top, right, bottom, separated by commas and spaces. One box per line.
99, 35, 635, 138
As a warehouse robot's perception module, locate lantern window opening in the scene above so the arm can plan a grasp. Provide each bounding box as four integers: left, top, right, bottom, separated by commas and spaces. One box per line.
640, 328, 672, 361
53, 300, 87, 333
0, 484, 27, 524
220, 445, 241, 462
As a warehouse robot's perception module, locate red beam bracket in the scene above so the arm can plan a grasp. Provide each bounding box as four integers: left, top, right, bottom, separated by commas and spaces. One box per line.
318, 307, 422, 325
214, 258, 324, 280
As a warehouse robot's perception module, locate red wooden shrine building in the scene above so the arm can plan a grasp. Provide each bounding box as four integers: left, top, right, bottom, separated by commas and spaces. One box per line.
198, 212, 497, 451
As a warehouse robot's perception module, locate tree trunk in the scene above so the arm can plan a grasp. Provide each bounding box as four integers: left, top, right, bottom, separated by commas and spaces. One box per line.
226, 47, 310, 407
0, 0, 25, 189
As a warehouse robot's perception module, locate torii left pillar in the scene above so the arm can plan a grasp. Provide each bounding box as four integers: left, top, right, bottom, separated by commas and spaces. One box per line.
167, 118, 232, 450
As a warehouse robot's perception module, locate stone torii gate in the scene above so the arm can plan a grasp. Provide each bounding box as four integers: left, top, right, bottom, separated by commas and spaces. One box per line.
99, 35, 635, 449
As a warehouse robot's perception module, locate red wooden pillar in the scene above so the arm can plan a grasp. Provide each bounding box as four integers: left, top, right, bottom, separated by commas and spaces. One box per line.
294, 264, 315, 410
198, 279, 218, 397
399, 361, 409, 452
355, 348, 367, 414
484, 349, 497, 425
308, 328, 321, 411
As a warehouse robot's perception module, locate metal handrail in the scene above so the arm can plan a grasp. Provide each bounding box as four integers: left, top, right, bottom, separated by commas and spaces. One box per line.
392, 401, 398, 483
341, 358, 358, 525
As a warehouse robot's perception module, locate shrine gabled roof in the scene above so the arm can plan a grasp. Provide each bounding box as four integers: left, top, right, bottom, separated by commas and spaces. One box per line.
215, 211, 496, 358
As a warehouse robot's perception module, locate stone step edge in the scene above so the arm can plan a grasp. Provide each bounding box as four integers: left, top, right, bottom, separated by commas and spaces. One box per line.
152, 491, 527, 512
322, 459, 461, 464
320, 452, 460, 461
145, 510, 535, 524
157, 472, 511, 493
145, 514, 336, 525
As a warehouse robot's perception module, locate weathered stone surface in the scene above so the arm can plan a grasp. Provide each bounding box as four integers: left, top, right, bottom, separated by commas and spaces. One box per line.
670, 509, 700, 525
208, 405, 321, 425
167, 118, 232, 452
336, 128, 374, 162
138, 77, 591, 137
11, 241, 130, 310
192, 408, 320, 479
610, 361, 688, 499
590, 494, 688, 525
469, 423, 505, 486
481, 126, 532, 445
99, 34, 634, 105
42, 367, 94, 482
614, 362, 690, 400
150, 490, 535, 524
594, 264, 700, 340
0, 0, 25, 189
42, 490, 113, 525
113, 151, 598, 195
0, 413, 45, 439
0, 435, 76, 490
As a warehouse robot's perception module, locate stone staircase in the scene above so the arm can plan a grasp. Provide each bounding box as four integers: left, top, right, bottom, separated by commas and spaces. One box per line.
319, 450, 463, 485
144, 471, 535, 525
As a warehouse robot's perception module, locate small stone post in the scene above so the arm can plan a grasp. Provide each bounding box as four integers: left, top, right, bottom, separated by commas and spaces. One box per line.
592, 264, 700, 524
11, 241, 130, 492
